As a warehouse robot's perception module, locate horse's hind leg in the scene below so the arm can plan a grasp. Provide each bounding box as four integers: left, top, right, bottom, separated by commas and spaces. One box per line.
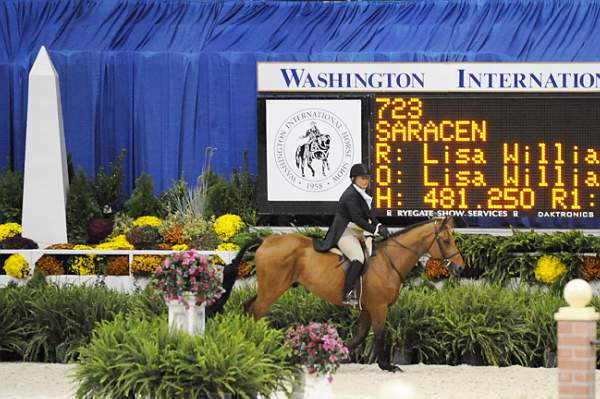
251, 284, 291, 320
250, 267, 294, 320
346, 310, 371, 352
307, 161, 315, 177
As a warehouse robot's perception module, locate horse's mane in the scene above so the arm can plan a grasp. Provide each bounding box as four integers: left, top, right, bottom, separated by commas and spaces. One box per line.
388, 219, 435, 238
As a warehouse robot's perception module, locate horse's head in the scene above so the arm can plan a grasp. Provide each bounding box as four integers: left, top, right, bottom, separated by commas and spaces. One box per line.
426, 217, 464, 277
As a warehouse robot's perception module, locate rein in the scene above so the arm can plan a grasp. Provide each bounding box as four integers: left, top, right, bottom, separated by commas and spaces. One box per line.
380, 220, 459, 279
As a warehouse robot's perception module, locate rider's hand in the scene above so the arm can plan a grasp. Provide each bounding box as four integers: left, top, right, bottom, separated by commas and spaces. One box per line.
378, 226, 391, 238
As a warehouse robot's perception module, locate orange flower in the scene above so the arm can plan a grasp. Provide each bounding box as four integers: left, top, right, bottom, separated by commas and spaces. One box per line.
107, 256, 129, 276
582, 256, 600, 281
425, 258, 449, 280
163, 225, 185, 245
35, 255, 65, 276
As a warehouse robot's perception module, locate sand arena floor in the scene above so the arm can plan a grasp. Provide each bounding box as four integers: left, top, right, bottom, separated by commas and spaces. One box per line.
2, 362, 600, 399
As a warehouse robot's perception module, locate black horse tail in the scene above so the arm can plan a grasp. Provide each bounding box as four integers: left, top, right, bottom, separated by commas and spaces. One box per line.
206, 237, 263, 317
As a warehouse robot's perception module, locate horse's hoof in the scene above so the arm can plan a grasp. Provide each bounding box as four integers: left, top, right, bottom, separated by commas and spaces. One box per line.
378, 362, 404, 373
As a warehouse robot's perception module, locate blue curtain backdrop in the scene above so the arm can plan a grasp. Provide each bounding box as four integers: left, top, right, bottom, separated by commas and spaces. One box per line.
2, 0, 600, 227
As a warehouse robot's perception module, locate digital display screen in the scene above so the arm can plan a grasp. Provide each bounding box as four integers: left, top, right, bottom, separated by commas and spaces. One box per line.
372, 95, 600, 218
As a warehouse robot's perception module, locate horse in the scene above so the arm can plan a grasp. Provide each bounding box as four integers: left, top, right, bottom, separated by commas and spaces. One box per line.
214, 217, 464, 372
295, 134, 331, 177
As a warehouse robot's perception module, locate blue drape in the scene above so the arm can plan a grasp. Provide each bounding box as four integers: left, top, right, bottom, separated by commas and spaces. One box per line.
2, 0, 600, 227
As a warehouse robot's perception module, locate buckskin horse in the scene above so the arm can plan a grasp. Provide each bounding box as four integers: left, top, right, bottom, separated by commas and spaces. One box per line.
214, 217, 464, 372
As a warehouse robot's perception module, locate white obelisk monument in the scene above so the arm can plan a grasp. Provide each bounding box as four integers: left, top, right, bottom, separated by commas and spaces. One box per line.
21, 46, 69, 248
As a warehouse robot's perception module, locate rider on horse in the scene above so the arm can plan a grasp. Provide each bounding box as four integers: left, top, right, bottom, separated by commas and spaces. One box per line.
314, 163, 391, 306
300, 121, 323, 144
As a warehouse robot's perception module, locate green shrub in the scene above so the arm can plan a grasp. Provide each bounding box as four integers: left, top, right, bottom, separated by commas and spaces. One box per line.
0, 282, 165, 362
225, 284, 579, 368
455, 231, 600, 289
66, 170, 102, 243
75, 313, 298, 399
0, 168, 23, 224
0, 287, 29, 360
204, 151, 257, 225
124, 173, 161, 218
158, 179, 189, 217
93, 150, 125, 215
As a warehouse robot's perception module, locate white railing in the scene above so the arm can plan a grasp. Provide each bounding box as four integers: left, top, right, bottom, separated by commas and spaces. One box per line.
0, 249, 238, 276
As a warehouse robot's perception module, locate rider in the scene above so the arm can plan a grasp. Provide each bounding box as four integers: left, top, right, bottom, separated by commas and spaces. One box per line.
300, 121, 323, 145
314, 163, 391, 305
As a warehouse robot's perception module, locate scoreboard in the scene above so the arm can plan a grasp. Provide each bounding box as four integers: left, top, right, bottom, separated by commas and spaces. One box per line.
372, 95, 600, 218
257, 62, 600, 222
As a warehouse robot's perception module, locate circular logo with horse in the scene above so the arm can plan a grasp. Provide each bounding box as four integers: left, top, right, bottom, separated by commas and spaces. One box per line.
274, 108, 355, 192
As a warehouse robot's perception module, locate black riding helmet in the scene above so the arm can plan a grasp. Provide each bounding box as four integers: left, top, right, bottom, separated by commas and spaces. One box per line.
349, 163, 370, 178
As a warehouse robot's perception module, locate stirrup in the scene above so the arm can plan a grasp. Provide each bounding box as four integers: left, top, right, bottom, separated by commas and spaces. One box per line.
342, 290, 358, 306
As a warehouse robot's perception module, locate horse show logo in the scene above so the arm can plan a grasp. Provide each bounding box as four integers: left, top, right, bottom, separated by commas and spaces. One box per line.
273, 108, 355, 192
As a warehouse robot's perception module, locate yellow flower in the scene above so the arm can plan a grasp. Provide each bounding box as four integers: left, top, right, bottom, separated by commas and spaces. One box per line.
213, 242, 240, 264
213, 214, 244, 241
0, 223, 22, 241
534, 255, 567, 284
133, 216, 162, 228
216, 242, 240, 252
72, 245, 97, 275
3, 254, 29, 279
172, 244, 189, 251
96, 235, 134, 250
132, 255, 164, 274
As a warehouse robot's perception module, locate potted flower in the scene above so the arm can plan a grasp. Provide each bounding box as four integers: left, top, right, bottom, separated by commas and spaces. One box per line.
285, 322, 349, 398
153, 250, 224, 335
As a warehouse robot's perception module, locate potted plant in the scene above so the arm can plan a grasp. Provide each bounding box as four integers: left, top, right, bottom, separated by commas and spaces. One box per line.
153, 250, 224, 335
285, 322, 349, 398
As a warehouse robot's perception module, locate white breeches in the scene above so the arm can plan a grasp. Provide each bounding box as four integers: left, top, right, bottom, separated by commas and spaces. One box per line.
337, 224, 372, 263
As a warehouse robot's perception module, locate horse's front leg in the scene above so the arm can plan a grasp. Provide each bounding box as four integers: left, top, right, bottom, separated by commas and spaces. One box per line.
371, 306, 403, 372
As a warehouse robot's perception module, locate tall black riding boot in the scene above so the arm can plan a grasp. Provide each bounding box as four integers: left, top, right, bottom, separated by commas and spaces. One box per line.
342, 260, 363, 305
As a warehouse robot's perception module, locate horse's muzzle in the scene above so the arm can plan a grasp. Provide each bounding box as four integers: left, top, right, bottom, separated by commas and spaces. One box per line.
447, 262, 463, 277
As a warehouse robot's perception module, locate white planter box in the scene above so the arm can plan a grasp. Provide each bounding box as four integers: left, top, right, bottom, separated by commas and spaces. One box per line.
292, 370, 334, 399
168, 294, 206, 335
0, 275, 26, 287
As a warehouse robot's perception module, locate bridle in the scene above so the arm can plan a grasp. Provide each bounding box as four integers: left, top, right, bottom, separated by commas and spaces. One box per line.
380, 220, 461, 279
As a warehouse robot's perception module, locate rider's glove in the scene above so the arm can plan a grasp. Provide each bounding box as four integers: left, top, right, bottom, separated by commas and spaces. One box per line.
378, 226, 391, 239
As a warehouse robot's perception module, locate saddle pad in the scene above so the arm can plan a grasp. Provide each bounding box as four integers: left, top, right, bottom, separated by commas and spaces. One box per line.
328, 247, 344, 256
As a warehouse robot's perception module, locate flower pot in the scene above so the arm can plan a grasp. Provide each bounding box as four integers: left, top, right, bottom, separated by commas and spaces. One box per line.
461, 349, 483, 366
292, 369, 334, 399
392, 346, 414, 365
168, 293, 206, 335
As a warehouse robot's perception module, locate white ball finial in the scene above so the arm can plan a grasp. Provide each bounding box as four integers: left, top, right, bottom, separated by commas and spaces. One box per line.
564, 279, 593, 308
